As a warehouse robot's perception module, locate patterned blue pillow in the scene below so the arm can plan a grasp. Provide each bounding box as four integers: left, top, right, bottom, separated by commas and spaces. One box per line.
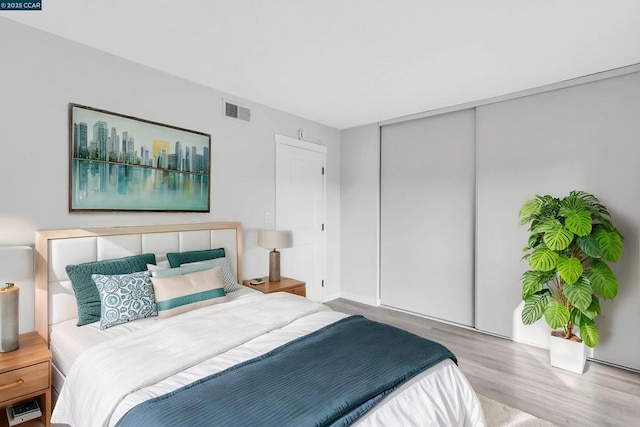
92, 271, 157, 330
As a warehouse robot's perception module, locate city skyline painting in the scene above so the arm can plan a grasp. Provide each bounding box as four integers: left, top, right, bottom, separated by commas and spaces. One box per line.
69, 104, 211, 212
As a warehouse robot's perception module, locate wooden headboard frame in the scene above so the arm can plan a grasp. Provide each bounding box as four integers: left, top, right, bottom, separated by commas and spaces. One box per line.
34, 222, 243, 344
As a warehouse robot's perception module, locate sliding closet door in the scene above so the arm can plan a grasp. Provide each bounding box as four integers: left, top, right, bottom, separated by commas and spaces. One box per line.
381, 109, 475, 326
476, 72, 640, 370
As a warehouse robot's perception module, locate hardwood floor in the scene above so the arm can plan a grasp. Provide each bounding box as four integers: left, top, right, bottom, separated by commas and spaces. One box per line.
325, 298, 640, 427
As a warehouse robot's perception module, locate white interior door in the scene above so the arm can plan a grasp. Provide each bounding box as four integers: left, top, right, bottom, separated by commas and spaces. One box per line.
275, 134, 326, 302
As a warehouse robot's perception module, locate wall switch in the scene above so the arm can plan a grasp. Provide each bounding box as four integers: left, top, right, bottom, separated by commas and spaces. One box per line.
265, 211, 272, 224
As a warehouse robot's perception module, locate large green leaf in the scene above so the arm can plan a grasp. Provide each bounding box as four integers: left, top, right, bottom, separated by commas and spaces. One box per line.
576, 234, 601, 258
582, 294, 601, 320
587, 260, 618, 299
531, 218, 559, 234
563, 276, 592, 311
571, 191, 613, 227
542, 222, 574, 251
519, 197, 546, 225
594, 227, 623, 262
519, 195, 558, 225
527, 233, 541, 250
572, 191, 609, 216
559, 194, 586, 212
563, 209, 592, 237
557, 256, 583, 284
544, 299, 570, 329
529, 248, 559, 272
522, 294, 549, 325
521, 270, 553, 299
579, 317, 599, 348
570, 308, 583, 326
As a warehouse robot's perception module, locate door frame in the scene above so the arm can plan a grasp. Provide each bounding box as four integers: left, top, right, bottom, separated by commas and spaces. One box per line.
274, 133, 327, 301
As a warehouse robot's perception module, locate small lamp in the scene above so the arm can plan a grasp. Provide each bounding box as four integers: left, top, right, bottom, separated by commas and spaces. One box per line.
258, 230, 293, 282
0, 246, 33, 353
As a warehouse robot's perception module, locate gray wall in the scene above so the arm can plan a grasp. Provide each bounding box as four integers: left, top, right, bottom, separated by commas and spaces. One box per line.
340, 124, 380, 305
476, 72, 640, 369
0, 18, 341, 297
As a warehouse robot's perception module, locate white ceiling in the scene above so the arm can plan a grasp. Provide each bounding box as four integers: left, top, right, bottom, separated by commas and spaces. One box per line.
4, 1, 640, 129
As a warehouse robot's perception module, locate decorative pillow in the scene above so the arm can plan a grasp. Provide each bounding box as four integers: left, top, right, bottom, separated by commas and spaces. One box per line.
92, 271, 157, 330
151, 266, 227, 318
66, 253, 156, 326
146, 260, 171, 271
181, 257, 242, 292
166, 248, 225, 268
150, 263, 214, 278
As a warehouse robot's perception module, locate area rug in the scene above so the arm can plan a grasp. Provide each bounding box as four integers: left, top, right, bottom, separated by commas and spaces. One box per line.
478, 394, 556, 427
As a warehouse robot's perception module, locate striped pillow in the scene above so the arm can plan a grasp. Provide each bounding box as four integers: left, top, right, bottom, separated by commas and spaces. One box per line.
150, 266, 227, 318
150, 263, 214, 278
180, 258, 242, 292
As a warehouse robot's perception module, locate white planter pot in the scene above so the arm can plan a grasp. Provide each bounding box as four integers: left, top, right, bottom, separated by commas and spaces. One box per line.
549, 333, 586, 374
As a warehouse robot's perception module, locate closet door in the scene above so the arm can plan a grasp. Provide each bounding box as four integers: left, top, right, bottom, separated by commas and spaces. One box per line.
380, 109, 475, 326
476, 72, 640, 370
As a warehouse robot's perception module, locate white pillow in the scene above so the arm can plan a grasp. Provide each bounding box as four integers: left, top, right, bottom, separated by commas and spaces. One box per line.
151, 266, 227, 318
146, 260, 171, 271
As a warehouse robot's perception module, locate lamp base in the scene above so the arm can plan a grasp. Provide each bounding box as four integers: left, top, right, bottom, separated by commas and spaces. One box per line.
269, 250, 281, 282
0, 285, 19, 353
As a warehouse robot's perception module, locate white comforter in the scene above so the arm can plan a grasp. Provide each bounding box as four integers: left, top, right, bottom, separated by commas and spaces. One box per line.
52, 292, 485, 427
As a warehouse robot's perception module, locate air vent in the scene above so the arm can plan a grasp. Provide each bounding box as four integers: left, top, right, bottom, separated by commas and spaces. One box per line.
224, 100, 251, 122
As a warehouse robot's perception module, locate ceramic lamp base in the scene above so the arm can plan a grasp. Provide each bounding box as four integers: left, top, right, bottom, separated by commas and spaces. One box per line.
0, 285, 19, 353
269, 250, 281, 282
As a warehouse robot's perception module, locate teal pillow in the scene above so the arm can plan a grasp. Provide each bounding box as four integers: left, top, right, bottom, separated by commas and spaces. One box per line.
166, 248, 225, 268
66, 253, 156, 326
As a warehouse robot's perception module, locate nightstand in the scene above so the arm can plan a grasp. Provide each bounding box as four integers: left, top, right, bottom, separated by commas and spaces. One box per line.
0, 333, 51, 427
242, 277, 306, 297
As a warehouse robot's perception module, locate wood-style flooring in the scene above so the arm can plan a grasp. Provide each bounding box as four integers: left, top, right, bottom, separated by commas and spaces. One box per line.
325, 298, 640, 427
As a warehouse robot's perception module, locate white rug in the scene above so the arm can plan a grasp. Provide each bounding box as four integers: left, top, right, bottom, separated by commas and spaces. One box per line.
478, 394, 556, 427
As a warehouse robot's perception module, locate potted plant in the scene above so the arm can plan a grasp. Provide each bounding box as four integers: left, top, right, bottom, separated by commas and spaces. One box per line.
518, 191, 623, 373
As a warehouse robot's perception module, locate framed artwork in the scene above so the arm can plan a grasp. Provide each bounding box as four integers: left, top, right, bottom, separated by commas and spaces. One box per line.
69, 104, 211, 212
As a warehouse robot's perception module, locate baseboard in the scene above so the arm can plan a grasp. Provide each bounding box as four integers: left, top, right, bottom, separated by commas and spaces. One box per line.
332, 292, 378, 307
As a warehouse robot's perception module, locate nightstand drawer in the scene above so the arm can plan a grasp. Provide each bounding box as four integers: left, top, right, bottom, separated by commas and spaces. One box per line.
286, 286, 306, 297
0, 361, 49, 404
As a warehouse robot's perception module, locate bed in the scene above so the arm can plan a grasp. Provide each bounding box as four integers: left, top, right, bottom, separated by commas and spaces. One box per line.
34, 222, 485, 427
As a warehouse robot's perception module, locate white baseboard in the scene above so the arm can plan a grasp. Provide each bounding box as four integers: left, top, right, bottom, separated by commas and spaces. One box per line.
331, 292, 378, 307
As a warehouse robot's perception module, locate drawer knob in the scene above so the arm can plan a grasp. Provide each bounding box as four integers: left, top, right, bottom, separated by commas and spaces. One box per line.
0, 378, 24, 391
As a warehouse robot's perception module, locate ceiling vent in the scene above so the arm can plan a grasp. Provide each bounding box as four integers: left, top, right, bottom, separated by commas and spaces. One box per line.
224, 100, 251, 122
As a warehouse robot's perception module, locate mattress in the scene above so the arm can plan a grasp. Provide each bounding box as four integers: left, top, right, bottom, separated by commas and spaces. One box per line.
50, 286, 260, 377
51, 290, 485, 426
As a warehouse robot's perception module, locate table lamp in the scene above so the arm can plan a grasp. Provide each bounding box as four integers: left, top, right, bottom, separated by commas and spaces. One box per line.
0, 246, 33, 352
258, 230, 293, 282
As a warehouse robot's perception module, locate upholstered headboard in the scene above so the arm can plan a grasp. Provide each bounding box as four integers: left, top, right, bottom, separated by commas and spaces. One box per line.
34, 222, 243, 344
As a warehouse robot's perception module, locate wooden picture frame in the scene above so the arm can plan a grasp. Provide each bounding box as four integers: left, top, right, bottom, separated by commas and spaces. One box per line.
69, 104, 211, 212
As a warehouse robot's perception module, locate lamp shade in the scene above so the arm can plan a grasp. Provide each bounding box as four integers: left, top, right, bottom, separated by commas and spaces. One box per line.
0, 246, 33, 282
258, 230, 293, 250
